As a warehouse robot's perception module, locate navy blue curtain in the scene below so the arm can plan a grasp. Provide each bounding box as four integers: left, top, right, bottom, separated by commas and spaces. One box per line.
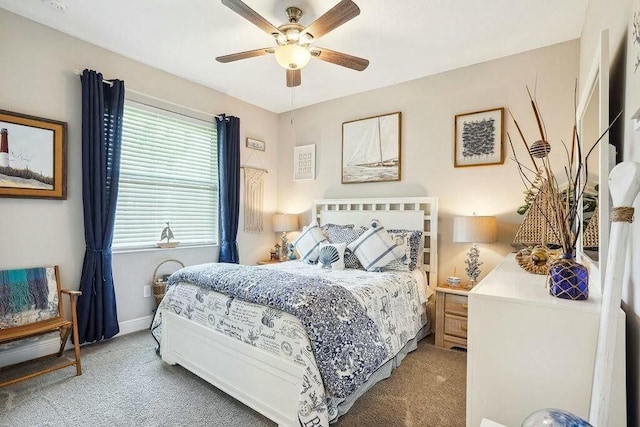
216, 115, 240, 263
77, 69, 125, 343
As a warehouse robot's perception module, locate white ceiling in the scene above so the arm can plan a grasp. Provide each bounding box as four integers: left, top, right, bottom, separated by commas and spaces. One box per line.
0, 0, 587, 113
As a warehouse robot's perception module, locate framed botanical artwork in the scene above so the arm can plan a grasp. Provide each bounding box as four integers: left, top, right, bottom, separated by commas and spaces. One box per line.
294, 144, 315, 181
342, 112, 401, 184
454, 108, 504, 168
0, 110, 67, 199
246, 138, 265, 151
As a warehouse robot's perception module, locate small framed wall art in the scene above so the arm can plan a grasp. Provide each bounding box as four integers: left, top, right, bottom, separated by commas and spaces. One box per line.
342, 111, 401, 184
454, 107, 504, 168
0, 109, 67, 199
293, 144, 315, 181
246, 137, 265, 151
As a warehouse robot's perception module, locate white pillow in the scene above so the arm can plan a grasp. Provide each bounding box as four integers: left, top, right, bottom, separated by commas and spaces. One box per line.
347, 220, 406, 272
317, 243, 346, 270
293, 222, 327, 263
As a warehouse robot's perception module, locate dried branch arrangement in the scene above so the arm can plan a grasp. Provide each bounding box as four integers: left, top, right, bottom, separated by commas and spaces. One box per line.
508, 87, 619, 255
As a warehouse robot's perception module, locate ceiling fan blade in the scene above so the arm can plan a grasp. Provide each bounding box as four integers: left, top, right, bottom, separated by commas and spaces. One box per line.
286, 69, 301, 87
301, 0, 360, 39
221, 0, 283, 37
311, 47, 369, 71
216, 48, 273, 63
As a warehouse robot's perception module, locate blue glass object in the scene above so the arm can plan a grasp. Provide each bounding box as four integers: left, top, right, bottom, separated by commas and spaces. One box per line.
548, 253, 589, 300
522, 408, 592, 427
289, 244, 296, 260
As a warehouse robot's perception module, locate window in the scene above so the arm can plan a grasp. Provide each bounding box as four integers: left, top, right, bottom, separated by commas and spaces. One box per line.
113, 101, 218, 250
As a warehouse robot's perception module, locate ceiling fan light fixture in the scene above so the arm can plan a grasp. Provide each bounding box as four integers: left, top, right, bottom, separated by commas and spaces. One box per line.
275, 44, 311, 70
285, 29, 300, 42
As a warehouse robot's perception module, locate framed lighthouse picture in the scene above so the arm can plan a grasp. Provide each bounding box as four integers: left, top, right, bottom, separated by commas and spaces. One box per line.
0, 110, 66, 199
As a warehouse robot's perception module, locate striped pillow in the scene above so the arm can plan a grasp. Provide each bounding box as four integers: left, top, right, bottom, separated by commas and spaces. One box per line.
347, 221, 406, 272
293, 222, 327, 263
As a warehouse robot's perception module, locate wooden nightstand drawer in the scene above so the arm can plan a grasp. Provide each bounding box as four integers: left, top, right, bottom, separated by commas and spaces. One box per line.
444, 313, 468, 338
435, 286, 469, 350
444, 293, 469, 317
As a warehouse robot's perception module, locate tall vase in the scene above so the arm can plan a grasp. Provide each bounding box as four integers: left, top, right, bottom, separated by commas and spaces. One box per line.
548, 253, 589, 300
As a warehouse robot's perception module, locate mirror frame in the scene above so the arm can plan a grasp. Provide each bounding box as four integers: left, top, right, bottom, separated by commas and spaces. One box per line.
576, 29, 610, 292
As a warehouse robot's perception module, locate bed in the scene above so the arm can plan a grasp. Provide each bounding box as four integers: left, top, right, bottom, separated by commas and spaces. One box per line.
151, 197, 438, 427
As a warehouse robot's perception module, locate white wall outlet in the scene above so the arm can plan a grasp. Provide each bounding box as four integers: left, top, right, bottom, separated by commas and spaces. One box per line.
143, 285, 151, 298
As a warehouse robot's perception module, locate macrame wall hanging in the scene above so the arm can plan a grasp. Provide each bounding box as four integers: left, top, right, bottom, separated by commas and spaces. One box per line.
242, 166, 267, 233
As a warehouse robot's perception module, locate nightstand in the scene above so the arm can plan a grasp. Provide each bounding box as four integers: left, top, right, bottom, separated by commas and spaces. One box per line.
257, 259, 284, 265
435, 284, 470, 350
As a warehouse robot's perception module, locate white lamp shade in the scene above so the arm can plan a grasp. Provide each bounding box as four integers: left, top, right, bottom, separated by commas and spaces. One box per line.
453, 216, 497, 243
272, 214, 299, 232
275, 44, 311, 70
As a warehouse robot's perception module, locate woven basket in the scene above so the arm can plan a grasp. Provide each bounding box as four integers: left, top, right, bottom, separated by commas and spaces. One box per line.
513, 181, 562, 247
583, 205, 599, 249
152, 259, 185, 306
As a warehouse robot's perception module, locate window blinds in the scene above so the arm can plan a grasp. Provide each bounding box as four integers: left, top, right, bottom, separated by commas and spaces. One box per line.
112, 101, 218, 250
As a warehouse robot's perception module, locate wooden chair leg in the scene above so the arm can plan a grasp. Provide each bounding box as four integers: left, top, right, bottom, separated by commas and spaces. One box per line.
58, 326, 71, 356
70, 296, 82, 376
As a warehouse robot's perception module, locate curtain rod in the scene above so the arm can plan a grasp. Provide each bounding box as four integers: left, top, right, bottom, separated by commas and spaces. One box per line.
72, 69, 220, 120
73, 69, 114, 86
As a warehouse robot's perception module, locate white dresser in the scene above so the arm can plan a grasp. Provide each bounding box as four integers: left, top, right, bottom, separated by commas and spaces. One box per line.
466, 254, 626, 427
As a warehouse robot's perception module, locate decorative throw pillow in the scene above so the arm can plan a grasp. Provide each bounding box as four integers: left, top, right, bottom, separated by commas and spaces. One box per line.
320, 223, 355, 239
327, 226, 366, 269
317, 243, 346, 270
385, 229, 423, 271
347, 220, 406, 272
293, 222, 327, 263
384, 254, 411, 271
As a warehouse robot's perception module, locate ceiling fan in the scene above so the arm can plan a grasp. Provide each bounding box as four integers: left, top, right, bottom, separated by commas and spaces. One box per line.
216, 0, 369, 87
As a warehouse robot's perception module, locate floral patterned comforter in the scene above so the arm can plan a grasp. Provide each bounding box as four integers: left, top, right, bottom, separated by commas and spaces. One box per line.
151, 261, 428, 427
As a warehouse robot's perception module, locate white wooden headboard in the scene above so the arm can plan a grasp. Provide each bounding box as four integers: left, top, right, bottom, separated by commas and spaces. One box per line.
312, 197, 438, 290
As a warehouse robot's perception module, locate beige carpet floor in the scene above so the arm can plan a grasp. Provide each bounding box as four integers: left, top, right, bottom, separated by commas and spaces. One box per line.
0, 331, 466, 427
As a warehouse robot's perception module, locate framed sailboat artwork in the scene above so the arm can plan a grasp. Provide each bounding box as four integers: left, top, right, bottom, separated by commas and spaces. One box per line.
342, 112, 401, 184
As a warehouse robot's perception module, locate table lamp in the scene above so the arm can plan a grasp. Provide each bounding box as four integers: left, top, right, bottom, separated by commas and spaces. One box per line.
272, 213, 299, 261
453, 214, 497, 287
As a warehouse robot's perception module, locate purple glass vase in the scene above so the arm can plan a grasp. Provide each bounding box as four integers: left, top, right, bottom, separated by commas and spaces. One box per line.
548, 253, 589, 300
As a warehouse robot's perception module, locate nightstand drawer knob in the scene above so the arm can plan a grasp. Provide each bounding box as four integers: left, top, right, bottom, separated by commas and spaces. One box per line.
461, 303, 468, 309
461, 325, 468, 332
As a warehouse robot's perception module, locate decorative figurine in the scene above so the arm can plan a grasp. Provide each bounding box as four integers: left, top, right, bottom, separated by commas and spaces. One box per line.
274, 243, 281, 261
157, 222, 179, 248
160, 222, 174, 242
288, 243, 296, 261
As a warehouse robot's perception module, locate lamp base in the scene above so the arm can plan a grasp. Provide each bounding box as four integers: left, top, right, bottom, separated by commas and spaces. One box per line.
280, 232, 289, 261
465, 243, 482, 287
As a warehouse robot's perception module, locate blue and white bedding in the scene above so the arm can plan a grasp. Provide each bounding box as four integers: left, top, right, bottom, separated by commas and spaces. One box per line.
151, 261, 430, 426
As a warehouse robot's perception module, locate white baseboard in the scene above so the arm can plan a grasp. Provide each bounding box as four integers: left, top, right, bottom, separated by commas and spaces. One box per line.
118, 314, 153, 336
0, 314, 153, 368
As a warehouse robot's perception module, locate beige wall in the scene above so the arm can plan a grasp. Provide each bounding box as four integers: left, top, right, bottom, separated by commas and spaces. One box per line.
277, 40, 581, 286
581, 0, 640, 425
0, 9, 279, 324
